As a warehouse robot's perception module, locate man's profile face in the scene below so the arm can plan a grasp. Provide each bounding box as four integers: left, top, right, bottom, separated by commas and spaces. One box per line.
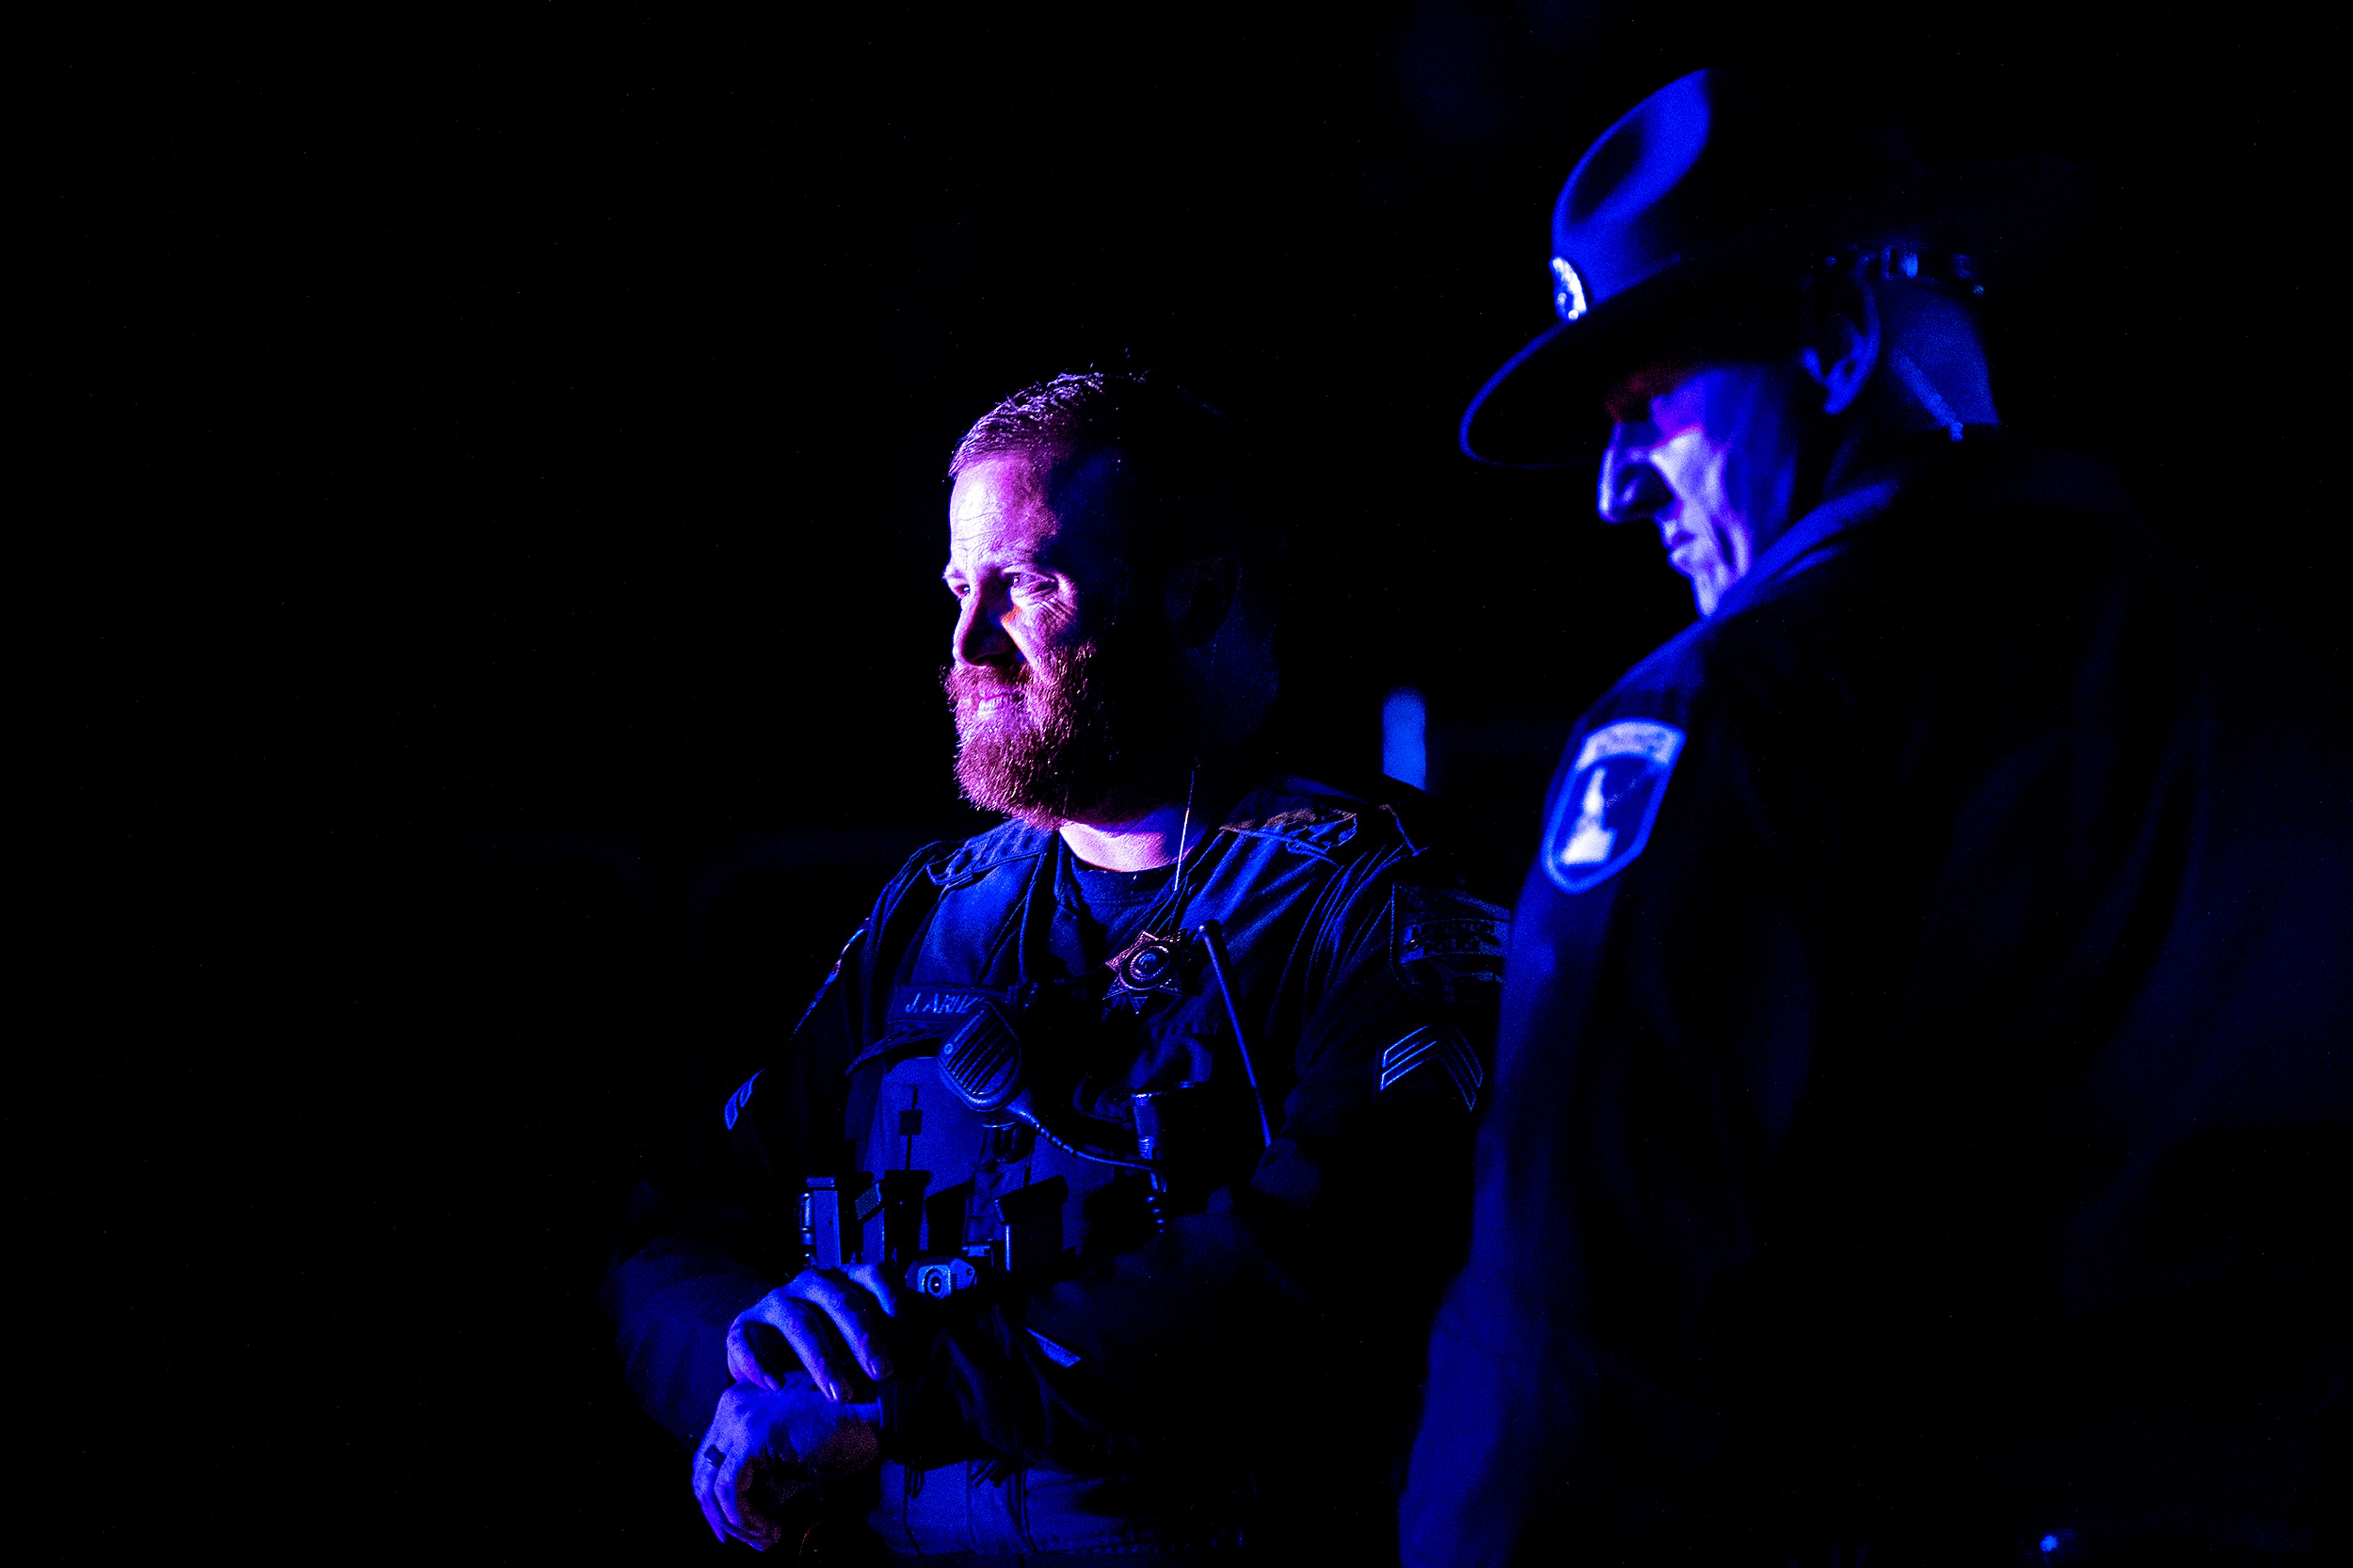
942, 451, 1177, 825
945, 450, 1096, 692
1599, 359, 1811, 616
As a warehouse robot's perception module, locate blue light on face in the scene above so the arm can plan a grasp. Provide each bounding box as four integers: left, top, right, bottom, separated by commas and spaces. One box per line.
2038, 1529, 2075, 1555
2040, 1536, 2060, 1554
1383, 687, 1428, 790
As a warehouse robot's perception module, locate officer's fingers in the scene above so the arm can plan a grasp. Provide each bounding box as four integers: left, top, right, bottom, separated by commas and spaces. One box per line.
724, 1316, 797, 1392
730, 1291, 854, 1391
791, 1270, 898, 1380
694, 1480, 729, 1545
697, 1394, 782, 1548
843, 1262, 912, 1320
726, 1292, 789, 1383
771, 1297, 871, 1401
711, 1444, 778, 1548
691, 1436, 730, 1545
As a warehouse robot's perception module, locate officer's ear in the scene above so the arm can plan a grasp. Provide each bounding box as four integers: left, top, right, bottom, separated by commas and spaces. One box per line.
1797, 272, 1882, 416
1162, 555, 1240, 647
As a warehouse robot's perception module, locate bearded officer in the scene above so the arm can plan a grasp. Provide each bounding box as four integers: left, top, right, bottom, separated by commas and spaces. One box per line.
1400, 70, 2352, 1564
608, 371, 1506, 1562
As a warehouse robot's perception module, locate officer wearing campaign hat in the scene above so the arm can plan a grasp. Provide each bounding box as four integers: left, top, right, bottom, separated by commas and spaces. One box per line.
1458, 67, 2085, 471
1403, 68, 2351, 1565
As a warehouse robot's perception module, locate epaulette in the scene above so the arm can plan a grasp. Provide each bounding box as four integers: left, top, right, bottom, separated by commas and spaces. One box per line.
1222, 776, 1422, 862
1224, 803, 1362, 857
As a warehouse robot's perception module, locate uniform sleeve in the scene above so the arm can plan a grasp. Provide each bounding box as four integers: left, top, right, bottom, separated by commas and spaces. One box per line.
1401, 687, 1833, 1564
602, 862, 918, 1448
877, 843, 1503, 1483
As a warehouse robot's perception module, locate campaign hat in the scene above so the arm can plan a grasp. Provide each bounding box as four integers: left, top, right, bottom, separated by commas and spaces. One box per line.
1460, 68, 2091, 466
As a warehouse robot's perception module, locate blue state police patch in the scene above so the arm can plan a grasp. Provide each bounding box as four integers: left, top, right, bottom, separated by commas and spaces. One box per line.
1543, 719, 1686, 894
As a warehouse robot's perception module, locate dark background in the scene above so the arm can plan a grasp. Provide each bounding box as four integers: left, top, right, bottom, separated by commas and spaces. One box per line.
53, 2, 2338, 1559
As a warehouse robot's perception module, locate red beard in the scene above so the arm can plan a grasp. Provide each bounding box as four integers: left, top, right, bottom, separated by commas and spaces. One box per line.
943, 634, 1183, 827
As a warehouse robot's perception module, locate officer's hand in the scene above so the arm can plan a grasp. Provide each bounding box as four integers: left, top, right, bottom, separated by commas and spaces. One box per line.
726, 1265, 906, 1403
691, 1374, 881, 1549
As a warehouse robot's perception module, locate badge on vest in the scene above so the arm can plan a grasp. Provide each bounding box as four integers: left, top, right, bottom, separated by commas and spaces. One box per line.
1543, 719, 1686, 895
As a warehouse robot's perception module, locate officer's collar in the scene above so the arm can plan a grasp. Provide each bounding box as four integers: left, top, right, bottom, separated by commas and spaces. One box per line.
938, 743, 1281, 892
930, 818, 1058, 886
1707, 426, 1995, 621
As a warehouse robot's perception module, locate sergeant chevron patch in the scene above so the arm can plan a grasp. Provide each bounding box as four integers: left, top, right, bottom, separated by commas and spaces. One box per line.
1377, 1023, 1483, 1112
722, 1069, 763, 1131
1027, 1328, 1084, 1368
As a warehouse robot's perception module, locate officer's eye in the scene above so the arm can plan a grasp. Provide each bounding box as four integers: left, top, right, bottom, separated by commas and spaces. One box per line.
1604, 363, 1696, 425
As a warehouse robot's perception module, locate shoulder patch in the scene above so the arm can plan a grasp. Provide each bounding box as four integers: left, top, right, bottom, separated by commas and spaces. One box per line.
1543, 719, 1686, 895
1390, 886, 1509, 1004
722, 1069, 762, 1132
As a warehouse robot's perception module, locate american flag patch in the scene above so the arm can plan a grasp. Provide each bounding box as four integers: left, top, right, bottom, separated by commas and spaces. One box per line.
1377, 1023, 1483, 1112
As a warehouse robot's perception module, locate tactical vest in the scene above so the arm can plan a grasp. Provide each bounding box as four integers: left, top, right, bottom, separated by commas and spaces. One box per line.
805, 824, 1278, 1306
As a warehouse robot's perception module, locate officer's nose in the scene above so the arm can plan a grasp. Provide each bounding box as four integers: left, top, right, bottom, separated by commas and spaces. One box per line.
1599, 424, 1675, 526
952, 589, 1013, 670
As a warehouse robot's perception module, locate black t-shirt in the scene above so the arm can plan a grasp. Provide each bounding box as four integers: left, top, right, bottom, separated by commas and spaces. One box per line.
1069, 857, 1177, 961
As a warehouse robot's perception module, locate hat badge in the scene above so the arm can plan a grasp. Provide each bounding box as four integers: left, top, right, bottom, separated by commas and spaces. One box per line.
1550, 256, 1590, 322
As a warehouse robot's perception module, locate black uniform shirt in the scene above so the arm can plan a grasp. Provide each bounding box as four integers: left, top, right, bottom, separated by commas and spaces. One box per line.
1404, 437, 2353, 1564
610, 773, 1507, 1558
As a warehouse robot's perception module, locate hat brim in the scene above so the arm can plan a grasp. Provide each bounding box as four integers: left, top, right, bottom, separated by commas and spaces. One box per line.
1459, 157, 2095, 468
